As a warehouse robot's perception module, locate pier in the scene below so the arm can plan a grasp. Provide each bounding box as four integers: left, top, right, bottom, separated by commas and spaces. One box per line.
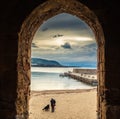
63, 69, 98, 86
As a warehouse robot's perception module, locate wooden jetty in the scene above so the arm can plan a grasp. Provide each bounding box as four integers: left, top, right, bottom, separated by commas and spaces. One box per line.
64, 72, 98, 86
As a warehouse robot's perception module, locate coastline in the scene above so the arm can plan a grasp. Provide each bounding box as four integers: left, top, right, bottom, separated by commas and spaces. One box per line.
30, 88, 96, 95
29, 88, 97, 119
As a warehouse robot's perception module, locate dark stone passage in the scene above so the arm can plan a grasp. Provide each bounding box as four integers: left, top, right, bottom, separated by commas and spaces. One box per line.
0, 0, 120, 119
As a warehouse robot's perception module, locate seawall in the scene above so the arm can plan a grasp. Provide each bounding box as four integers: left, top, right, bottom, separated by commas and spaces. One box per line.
64, 68, 98, 86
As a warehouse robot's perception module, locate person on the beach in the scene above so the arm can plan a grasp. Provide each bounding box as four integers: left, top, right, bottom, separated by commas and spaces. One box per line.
50, 98, 56, 112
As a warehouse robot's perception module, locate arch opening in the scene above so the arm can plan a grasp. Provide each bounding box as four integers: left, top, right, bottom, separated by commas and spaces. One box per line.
17, 0, 105, 119
30, 12, 97, 118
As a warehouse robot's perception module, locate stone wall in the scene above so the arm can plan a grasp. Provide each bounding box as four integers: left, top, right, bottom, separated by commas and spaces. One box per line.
0, 0, 120, 119
73, 69, 97, 74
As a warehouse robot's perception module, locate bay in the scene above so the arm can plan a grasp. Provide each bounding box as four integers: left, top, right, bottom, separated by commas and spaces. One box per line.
31, 67, 96, 91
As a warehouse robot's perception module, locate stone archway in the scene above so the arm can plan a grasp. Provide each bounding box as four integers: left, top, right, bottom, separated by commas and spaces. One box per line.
17, 0, 105, 118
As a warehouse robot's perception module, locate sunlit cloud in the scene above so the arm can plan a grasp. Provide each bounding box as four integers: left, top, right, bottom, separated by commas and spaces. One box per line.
32, 36, 94, 49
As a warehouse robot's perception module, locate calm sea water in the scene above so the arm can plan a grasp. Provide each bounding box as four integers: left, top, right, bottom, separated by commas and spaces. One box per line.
31, 67, 96, 91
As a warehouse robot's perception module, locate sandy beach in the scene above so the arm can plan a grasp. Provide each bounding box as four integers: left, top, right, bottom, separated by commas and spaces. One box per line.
29, 88, 97, 119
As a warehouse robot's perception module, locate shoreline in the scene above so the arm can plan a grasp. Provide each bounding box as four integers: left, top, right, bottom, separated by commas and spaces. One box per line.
31, 88, 97, 95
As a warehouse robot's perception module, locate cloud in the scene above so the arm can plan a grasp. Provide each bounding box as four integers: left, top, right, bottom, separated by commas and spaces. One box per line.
53, 34, 64, 38
32, 13, 97, 64
32, 43, 38, 48
41, 27, 48, 31
61, 42, 72, 49
39, 13, 92, 33
83, 43, 97, 48
81, 42, 97, 53
34, 13, 95, 42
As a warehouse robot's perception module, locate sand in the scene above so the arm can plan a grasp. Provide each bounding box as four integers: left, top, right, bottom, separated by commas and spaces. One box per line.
29, 88, 97, 119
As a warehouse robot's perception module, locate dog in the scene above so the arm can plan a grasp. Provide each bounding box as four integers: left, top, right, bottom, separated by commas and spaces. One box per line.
42, 104, 50, 111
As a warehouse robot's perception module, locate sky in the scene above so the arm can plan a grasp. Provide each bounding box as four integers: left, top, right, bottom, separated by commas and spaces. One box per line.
31, 13, 97, 67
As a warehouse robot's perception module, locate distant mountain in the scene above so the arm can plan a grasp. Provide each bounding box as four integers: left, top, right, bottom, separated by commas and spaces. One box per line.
31, 58, 63, 67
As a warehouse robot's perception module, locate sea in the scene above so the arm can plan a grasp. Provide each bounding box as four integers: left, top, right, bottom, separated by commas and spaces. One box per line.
31, 67, 97, 91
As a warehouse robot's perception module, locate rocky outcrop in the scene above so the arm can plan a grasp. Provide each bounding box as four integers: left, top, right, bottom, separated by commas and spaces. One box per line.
31, 58, 63, 67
